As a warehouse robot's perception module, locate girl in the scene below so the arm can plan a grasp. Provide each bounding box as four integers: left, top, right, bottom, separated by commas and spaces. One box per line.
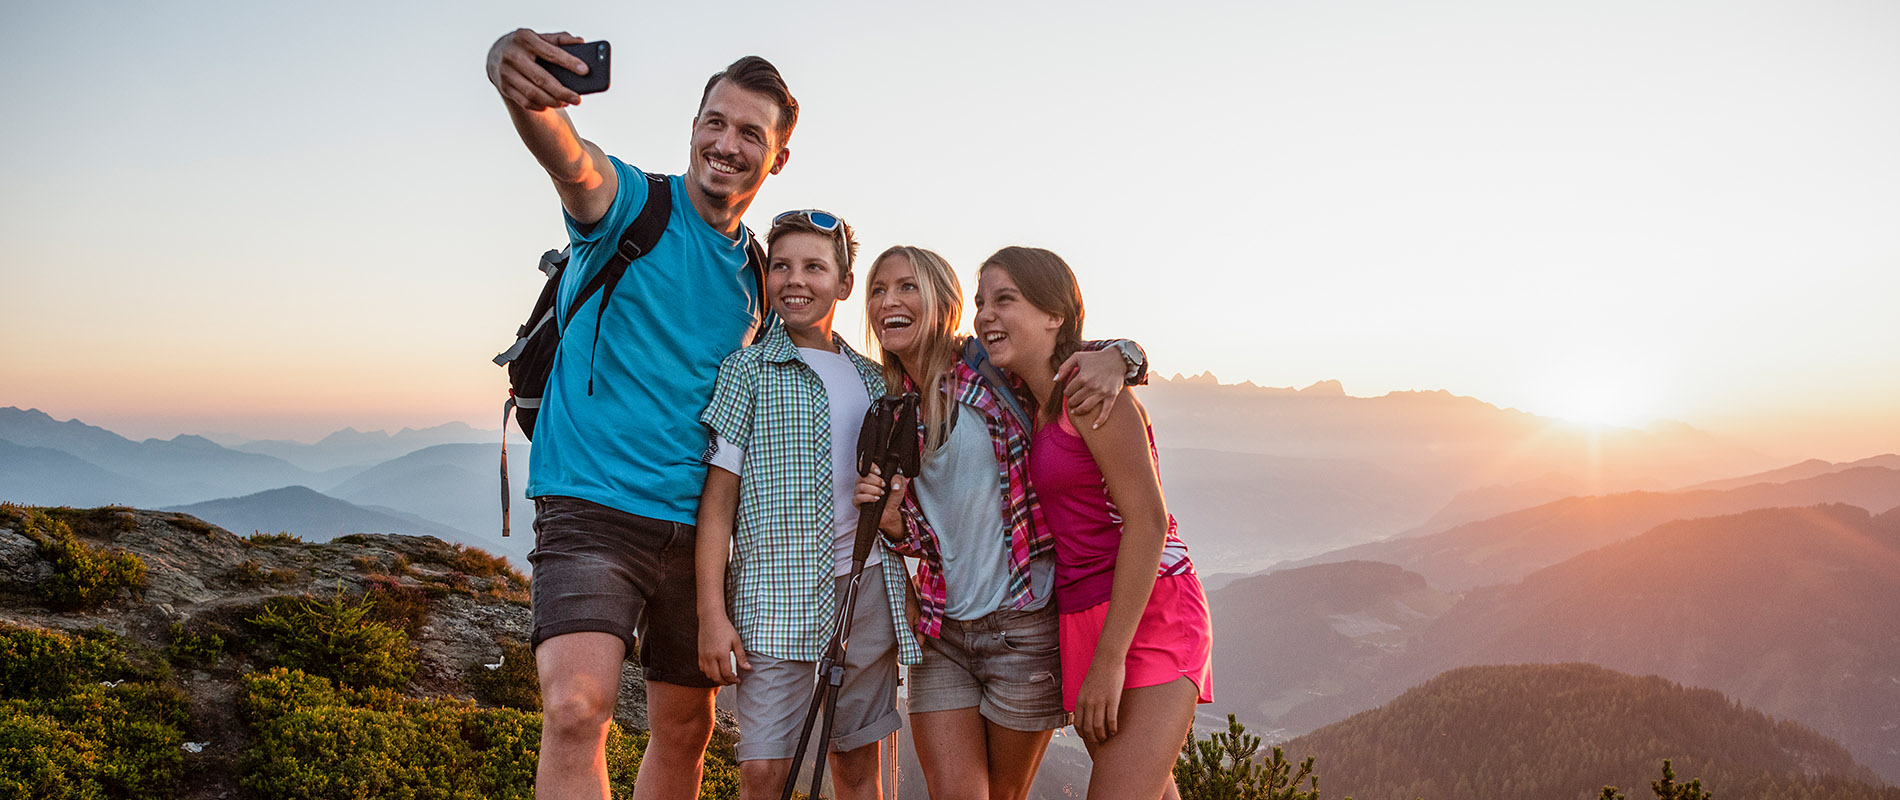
857, 245, 1133, 800
973, 246, 1212, 800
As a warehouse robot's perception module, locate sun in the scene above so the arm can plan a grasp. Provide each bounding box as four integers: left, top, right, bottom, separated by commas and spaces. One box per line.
1534, 371, 1658, 428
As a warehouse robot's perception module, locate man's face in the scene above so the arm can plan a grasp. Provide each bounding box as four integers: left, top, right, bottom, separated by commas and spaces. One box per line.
687, 80, 788, 209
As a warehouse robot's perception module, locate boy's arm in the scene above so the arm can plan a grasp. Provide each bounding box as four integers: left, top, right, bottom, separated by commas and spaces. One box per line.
695, 466, 747, 685
485, 28, 619, 225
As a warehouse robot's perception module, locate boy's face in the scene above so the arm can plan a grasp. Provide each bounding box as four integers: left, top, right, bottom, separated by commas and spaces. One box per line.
766, 231, 852, 334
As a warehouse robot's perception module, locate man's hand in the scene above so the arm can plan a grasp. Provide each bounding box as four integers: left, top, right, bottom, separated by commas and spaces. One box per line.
1060, 348, 1129, 430
487, 29, 588, 111
697, 614, 749, 685
853, 464, 909, 542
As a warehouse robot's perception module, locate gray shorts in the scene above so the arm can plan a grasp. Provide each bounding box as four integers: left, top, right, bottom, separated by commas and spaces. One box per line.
527, 496, 715, 689
732, 563, 902, 762
907, 604, 1065, 731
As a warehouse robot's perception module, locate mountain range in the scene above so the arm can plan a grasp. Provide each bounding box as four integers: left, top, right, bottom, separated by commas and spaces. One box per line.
1211, 503, 1900, 784
1276, 465, 1900, 590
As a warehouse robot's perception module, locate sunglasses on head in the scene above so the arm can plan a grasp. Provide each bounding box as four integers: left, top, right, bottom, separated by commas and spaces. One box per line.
773, 208, 845, 233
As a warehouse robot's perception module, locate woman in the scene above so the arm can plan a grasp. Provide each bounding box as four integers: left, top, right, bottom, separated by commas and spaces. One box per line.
856, 245, 1130, 800
973, 246, 1212, 800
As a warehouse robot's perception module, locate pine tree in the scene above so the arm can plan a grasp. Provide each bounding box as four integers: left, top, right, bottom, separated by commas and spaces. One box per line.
1650, 760, 1713, 800
1175, 714, 1337, 800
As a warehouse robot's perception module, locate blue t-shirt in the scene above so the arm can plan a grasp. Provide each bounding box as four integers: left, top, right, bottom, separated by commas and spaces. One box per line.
525, 157, 764, 524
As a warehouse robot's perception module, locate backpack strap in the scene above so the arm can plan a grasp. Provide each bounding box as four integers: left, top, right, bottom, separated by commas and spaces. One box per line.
743, 233, 777, 344
961, 337, 1034, 431
572, 173, 673, 395
565, 172, 673, 331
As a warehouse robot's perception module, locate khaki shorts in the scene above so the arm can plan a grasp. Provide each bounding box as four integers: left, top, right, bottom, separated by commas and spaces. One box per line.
732, 563, 902, 762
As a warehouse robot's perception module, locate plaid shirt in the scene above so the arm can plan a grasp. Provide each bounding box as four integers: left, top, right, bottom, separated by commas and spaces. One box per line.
887, 338, 1054, 639
699, 323, 921, 664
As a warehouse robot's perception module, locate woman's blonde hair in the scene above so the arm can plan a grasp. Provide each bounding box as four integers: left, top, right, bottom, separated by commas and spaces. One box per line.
864, 245, 962, 454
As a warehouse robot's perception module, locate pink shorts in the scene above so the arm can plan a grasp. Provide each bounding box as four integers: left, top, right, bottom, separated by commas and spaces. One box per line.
1058, 572, 1214, 712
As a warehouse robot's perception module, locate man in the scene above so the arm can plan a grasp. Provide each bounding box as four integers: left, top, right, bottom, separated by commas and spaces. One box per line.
485, 29, 795, 800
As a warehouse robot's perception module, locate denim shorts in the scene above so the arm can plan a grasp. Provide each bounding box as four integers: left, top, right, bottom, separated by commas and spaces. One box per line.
907, 604, 1065, 731
527, 495, 716, 689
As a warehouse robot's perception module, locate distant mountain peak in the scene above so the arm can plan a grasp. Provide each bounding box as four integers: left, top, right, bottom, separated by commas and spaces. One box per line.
1300, 379, 1346, 396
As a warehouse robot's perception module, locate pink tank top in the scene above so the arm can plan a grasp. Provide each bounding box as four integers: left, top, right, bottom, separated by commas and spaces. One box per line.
1029, 410, 1193, 613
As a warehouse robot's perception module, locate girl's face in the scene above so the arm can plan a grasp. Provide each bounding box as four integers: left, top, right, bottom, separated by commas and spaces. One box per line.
973, 265, 1063, 375
867, 253, 929, 365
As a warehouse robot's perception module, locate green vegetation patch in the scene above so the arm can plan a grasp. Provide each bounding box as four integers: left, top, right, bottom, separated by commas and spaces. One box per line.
0, 625, 188, 799
236, 668, 741, 800
11, 509, 146, 610
468, 639, 539, 712
230, 559, 302, 587
163, 621, 226, 667
246, 531, 304, 547
249, 589, 418, 690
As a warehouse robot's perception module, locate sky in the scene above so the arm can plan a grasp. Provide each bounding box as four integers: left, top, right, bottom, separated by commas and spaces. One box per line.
2, 0, 1897, 462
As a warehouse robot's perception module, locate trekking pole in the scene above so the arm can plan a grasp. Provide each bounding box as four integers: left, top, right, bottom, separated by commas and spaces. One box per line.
780, 393, 920, 800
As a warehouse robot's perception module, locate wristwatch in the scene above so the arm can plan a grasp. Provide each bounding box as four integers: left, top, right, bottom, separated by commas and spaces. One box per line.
1114, 340, 1148, 385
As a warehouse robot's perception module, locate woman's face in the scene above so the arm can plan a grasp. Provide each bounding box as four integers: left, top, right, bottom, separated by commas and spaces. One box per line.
973, 266, 1063, 375
867, 253, 928, 365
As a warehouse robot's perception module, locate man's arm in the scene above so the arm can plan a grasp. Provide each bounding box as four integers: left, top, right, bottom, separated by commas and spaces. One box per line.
485, 28, 618, 225
1061, 339, 1148, 429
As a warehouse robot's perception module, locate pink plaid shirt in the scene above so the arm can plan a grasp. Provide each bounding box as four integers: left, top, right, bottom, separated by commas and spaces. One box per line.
887, 356, 1051, 639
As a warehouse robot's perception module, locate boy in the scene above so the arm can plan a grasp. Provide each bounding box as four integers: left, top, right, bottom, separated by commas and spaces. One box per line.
695, 209, 922, 800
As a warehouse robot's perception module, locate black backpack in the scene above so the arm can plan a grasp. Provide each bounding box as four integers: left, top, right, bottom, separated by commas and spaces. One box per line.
492, 173, 767, 535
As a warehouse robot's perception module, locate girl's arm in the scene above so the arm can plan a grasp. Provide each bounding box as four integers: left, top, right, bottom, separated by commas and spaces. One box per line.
1070, 390, 1171, 745
695, 467, 749, 685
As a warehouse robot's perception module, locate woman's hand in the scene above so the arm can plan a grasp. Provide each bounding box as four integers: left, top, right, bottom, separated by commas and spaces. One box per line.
1073, 658, 1127, 745
697, 614, 749, 685
853, 464, 908, 541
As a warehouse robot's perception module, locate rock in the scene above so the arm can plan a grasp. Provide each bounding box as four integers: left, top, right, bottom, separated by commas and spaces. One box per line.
0, 524, 52, 587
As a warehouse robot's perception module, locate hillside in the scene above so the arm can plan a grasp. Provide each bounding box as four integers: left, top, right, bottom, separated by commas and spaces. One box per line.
163, 485, 474, 549
324, 442, 535, 568
1284, 663, 1897, 800
1207, 561, 1455, 730
1159, 450, 1438, 570
1389, 504, 1900, 782
1280, 466, 1900, 590
0, 504, 705, 799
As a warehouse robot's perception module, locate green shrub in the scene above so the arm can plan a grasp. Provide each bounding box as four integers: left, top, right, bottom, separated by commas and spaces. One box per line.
0, 627, 189, 799
247, 531, 303, 546
362, 577, 435, 636
40, 507, 138, 539
230, 559, 301, 587
249, 590, 417, 689
0, 624, 132, 701
17, 511, 146, 610
0, 708, 106, 800
234, 667, 740, 800
39, 684, 188, 798
164, 621, 226, 667
468, 639, 540, 711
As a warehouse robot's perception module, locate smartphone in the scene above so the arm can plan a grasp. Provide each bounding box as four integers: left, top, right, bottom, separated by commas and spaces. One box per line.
539, 41, 610, 95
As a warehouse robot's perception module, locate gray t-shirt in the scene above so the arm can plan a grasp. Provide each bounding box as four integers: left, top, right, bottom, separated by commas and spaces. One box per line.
914, 403, 1054, 619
